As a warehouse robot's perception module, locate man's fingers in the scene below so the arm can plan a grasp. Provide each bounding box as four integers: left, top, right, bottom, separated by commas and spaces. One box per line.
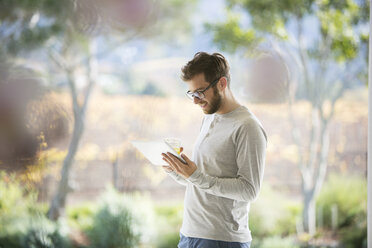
165, 152, 177, 165
162, 165, 173, 172
163, 151, 196, 179
162, 155, 172, 167
162, 153, 178, 171
168, 152, 187, 165
166, 152, 182, 171
181, 153, 191, 163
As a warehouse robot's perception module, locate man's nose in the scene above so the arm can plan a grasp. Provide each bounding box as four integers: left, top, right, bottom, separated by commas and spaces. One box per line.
193, 97, 201, 104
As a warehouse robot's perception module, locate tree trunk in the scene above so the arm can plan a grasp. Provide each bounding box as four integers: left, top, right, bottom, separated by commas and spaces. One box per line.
112, 153, 119, 190
48, 113, 84, 220
48, 41, 96, 221
302, 185, 316, 235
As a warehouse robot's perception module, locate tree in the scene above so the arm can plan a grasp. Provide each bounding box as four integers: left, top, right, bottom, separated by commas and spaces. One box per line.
206, 0, 369, 235
0, 0, 196, 220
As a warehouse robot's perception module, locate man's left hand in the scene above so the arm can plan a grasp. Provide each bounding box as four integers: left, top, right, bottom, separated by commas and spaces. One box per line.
162, 151, 197, 179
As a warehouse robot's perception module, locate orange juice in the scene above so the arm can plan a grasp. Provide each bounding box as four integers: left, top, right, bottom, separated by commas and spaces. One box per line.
164, 138, 182, 155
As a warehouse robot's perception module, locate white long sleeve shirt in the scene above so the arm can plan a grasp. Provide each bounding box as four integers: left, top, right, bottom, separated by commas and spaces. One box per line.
167, 105, 267, 242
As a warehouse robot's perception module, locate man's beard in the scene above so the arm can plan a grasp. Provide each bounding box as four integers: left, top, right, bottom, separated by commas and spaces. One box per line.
205, 86, 222, 114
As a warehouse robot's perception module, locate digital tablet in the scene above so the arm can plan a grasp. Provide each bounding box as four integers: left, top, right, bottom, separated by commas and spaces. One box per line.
131, 140, 186, 166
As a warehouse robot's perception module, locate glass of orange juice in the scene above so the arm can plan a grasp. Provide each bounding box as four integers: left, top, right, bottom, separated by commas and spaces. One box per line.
164, 137, 182, 154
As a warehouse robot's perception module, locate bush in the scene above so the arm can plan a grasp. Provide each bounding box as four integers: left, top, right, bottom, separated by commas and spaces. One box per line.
316, 174, 367, 229
340, 221, 367, 248
273, 202, 301, 236
316, 173, 367, 247
249, 184, 301, 238
85, 186, 155, 248
0, 172, 71, 248
21, 217, 71, 248
0, 172, 40, 235
66, 203, 96, 231
0, 233, 23, 248
154, 203, 183, 248
86, 204, 140, 248
254, 235, 299, 248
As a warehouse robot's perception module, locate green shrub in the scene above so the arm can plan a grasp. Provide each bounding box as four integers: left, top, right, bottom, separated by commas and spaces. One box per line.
249, 184, 301, 238
21, 217, 71, 248
154, 203, 183, 248
0, 172, 71, 248
0, 172, 40, 235
316, 173, 367, 247
85, 186, 155, 248
86, 205, 140, 248
66, 203, 96, 231
255, 235, 299, 248
273, 202, 301, 236
0, 233, 23, 248
338, 203, 367, 248
155, 232, 180, 248
316, 174, 367, 228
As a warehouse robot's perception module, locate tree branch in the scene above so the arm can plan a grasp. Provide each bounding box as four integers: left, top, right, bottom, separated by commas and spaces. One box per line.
296, 17, 311, 100
307, 106, 321, 177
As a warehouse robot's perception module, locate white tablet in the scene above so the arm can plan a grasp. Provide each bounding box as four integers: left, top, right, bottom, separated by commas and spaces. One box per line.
131, 140, 186, 166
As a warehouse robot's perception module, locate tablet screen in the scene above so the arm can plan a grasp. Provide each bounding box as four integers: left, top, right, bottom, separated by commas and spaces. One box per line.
131, 140, 186, 166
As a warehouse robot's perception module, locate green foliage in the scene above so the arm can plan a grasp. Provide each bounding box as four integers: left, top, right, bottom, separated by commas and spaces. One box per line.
0, 233, 23, 248
208, 0, 368, 64
21, 217, 71, 248
229, 0, 303, 38
154, 203, 183, 248
156, 233, 180, 248
0, 0, 73, 54
0, 172, 71, 248
86, 204, 140, 248
66, 203, 96, 231
249, 184, 301, 238
317, 4, 360, 62
340, 221, 367, 248
316, 173, 367, 247
316, 174, 367, 229
274, 202, 302, 236
84, 187, 155, 248
205, 14, 260, 53
254, 235, 299, 248
66, 192, 183, 248
0, 0, 197, 56
0, 172, 40, 235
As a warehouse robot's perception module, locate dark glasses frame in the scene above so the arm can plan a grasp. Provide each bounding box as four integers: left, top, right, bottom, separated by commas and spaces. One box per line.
185, 78, 220, 101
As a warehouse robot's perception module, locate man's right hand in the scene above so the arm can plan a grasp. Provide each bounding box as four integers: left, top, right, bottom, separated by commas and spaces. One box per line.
162, 146, 183, 173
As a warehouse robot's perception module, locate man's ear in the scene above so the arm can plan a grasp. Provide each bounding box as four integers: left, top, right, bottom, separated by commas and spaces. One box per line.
218, 77, 228, 91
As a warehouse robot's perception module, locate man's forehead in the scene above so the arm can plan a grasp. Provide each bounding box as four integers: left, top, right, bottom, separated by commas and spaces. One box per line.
188, 84, 209, 92
187, 74, 210, 92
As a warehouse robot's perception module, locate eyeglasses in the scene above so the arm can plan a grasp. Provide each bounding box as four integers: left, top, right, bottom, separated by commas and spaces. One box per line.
185, 78, 220, 101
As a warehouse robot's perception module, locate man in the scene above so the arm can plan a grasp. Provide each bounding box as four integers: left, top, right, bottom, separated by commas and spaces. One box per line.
162, 52, 267, 248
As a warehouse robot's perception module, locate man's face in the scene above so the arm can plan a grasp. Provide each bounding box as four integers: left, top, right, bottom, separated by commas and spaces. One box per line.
187, 73, 222, 114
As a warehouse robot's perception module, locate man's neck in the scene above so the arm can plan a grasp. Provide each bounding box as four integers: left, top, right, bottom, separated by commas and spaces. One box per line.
216, 95, 241, 115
